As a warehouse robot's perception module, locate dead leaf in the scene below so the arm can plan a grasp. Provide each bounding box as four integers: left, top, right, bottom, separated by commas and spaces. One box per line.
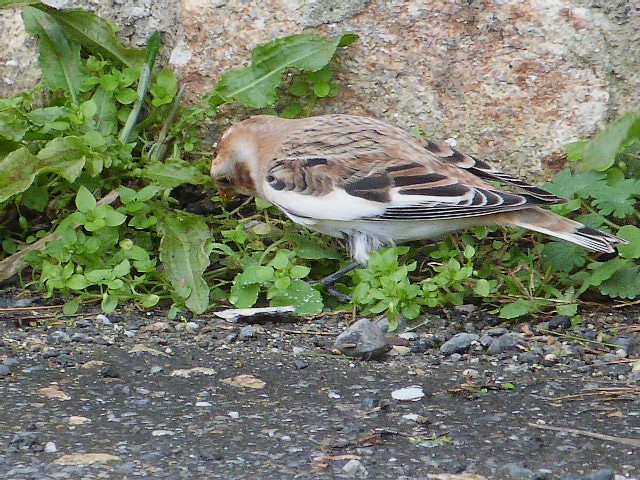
170, 367, 217, 378
55, 453, 122, 466
223, 374, 266, 389
38, 384, 71, 401
128, 344, 166, 356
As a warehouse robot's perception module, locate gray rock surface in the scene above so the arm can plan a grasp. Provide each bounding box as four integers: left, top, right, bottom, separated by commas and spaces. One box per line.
334, 318, 388, 358
1, 1, 639, 180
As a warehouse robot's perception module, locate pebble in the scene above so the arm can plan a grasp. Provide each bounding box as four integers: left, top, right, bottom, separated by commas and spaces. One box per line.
195, 401, 212, 407
398, 332, 418, 341
293, 360, 308, 369
239, 325, 256, 340
50, 331, 71, 343
462, 368, 479, 380
391, 386, 424, 401
0, 365, 11, 376
95, 314, 111, 324
228, 411, 240, 419
542, 353, 558, 367
185, 321, 199, 331
487, 333, 526, 355
44, 441, 57, 453
439, 333, 479, 355
485, 327, 509, 336
150, 365, 163, 374
342, 459, 367, 476
548, 315, 572, 331
518, 351, 542, 365
334, 319, 388, 358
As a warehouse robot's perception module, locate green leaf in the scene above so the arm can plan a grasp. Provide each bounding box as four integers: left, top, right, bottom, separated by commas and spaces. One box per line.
473, 279, 491, 297
229, 283, 260, 308
91, 87, 117, 135
75, 186, 96, 213
118, 30, 160, 143
589, 179, 640, 218
150, 67, 178, 106
142, 160, 209, 188
565, 141, 586, 162
43, 6, 145, 68
101, 292, 118, 312
159, 214, 211, 314
556, 303, 578, 316
115, 87, 138, 104
541, 241, 589, 273
66, 274, 89, 290
0, 111, 28, 141
287, 234, 342, 260
289, 265, 311, 279
617, 225, 640, 259
21, 184, 49, 212
270, 279, 323, 314
338, 33, 359, 47
312, 82, 331, 97
0, 139, 87, 203
499, 299, 537, 319
62, 298, 80, 314
215, 33, 346, 108
22, 6, 85, 104
582, 112, 639, 171
599, 265, 640, 299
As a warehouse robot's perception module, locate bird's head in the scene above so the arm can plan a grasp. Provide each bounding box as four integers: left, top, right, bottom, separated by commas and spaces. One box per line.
210, 120, 261, 197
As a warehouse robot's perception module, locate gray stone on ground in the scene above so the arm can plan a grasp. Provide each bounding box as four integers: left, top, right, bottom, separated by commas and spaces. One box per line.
487, 333, 527, 355
334, 318, 388, 359
440, 333, 479, 356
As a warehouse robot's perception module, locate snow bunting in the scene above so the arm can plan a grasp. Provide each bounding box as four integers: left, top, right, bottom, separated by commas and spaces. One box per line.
211, 114, 625, 281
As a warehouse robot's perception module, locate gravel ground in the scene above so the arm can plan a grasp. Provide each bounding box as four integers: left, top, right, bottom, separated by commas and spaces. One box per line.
1, 290, 639, 479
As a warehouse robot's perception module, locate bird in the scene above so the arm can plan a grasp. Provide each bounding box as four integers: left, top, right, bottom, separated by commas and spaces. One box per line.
210, 114, 626, 290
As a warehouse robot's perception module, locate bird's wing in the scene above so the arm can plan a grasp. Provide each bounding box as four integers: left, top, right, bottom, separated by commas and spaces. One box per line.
262, 116, 565, 222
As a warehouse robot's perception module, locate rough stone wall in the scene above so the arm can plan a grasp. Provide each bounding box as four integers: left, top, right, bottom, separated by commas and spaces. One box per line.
1, 0, 639, 179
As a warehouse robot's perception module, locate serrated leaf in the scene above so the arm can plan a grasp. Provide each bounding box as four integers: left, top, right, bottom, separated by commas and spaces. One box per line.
556, 303, 578, 316
541, 241, 589, 273
43, 6, 145, 68
583, 112, 639, 171
215, 33, 346, 108
599, 265, 640, 299
159, 214, 211, 314
287, 234, 341, 260
142, 160, 209, 188
617, 225, 640, 259
589, 179, 640, 218
23, 6, 85, 104
544, 169, 606, 199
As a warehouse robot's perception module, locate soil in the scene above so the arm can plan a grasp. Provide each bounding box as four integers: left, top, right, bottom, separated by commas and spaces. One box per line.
1, 290, 639, 479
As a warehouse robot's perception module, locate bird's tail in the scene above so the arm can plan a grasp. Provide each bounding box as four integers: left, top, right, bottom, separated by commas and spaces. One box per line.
498, 208, 627, 253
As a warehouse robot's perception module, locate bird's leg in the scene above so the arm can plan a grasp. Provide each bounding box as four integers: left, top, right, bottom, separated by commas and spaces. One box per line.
312, 261, 361, 302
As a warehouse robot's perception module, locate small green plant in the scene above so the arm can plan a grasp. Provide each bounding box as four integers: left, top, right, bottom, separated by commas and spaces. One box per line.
1, 1, 638, 323
0, 2, 357, 316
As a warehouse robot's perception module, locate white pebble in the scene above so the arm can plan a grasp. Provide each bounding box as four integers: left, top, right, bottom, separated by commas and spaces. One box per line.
391, 386, 424, 401
44, 442, 57, 453
228, 411, 240, 419
195, 401, 212, 407
328, 391, 341, 399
